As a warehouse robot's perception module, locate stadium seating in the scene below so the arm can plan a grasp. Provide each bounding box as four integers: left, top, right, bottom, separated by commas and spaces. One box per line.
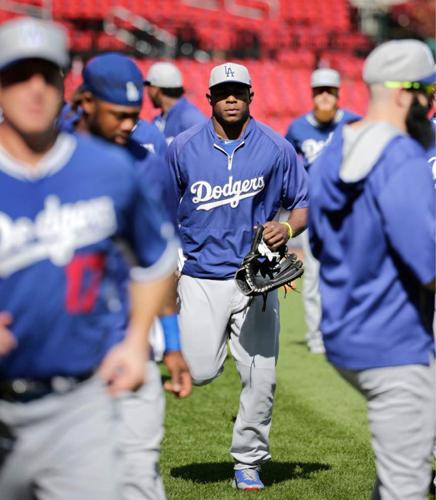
1, 0, 372, 132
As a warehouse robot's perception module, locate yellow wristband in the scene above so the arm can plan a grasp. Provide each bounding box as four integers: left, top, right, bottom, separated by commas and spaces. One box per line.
280, 221, 293, 240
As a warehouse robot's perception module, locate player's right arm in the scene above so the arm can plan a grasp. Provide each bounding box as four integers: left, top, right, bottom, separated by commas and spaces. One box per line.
0, 312, 16, 356
99, 170, 179, 395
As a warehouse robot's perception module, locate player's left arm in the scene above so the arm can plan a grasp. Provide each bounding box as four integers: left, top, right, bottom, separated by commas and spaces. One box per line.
263, 144, 309, 250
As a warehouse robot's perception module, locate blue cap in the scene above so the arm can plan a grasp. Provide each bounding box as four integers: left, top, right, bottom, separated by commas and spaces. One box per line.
83, 53, 143, 107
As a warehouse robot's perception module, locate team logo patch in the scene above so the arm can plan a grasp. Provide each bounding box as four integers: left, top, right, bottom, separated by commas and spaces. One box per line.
0, 195, 117, 277
126, 81, 140, 102
224, 65, 235, 78
191, 175, 265, 211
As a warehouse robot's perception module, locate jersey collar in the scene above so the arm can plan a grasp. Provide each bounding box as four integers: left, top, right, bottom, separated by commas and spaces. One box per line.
0, 133, 76, 181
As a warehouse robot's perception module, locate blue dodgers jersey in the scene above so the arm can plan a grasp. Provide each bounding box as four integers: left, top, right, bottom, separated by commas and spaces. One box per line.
153, 96, 206, 144
0, 134, 177, 379
129, 118, 168, 159
168, 118, 309, 279
285, 109, 360, 169
309, 127, 435, 370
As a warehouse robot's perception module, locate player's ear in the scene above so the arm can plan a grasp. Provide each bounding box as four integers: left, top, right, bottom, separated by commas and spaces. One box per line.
249, 91, 254, 103
206, 93, 212, 105
80, 91, 95, 114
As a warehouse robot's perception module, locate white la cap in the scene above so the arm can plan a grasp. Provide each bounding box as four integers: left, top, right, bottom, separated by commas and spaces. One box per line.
363, 39, 435, 84
144, 62, 183, 88
311, 68, 341, 88
209, 62, 251, 88
0, 17, 69, 71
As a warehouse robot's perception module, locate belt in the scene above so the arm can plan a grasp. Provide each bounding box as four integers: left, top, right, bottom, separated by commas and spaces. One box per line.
0, 372, 94, 403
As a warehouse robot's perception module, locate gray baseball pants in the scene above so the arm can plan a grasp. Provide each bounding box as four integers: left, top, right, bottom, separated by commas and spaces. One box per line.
337, 362, 435, 500
301, 230, 324, 352
0, 375, 120, 500
178, 275, 279, 468
118, 360, 166, 500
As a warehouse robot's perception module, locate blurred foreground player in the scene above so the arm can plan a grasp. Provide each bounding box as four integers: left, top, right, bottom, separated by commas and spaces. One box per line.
285, 68, 360, 354
168, 62, 308, 490
309, 40, 435, 499
145, 61, 206, 144
78, 53, 191, 500
0, 18, 177, 500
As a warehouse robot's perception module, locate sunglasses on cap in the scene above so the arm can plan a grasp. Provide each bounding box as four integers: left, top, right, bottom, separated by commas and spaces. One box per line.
384, 81, 435, 97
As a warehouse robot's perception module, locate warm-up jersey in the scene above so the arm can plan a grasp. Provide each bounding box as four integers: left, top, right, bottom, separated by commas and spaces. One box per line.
129, 119, 168, 159
285, 109, 360, 169
309, 125, 435, 370
167, 118, 309, 279
153, 97, 206, 145
0, 133, 177, 379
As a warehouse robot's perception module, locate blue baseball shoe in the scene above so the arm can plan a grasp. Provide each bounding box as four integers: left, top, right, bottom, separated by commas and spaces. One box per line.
233, 468, 264, 491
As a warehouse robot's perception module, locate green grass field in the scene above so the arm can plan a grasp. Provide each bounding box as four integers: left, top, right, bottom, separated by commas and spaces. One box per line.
159, 289, 430, 499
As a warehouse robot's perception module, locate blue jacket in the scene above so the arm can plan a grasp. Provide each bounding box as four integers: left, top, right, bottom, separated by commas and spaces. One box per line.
0, 134, 177, 378
285, 109, 360, 169
153, 96, 206, 144
309, 123, 435, 370
168, 118, 309, 279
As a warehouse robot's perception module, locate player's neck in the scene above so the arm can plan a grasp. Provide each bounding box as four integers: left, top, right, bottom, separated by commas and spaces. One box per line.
0, 122, 58, 167
160, 96, 179, 114
313, 108, 337, 125
212, 116, 250, 140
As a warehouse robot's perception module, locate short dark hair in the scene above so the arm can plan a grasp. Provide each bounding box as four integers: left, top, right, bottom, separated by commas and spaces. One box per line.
160, 87, 184, 98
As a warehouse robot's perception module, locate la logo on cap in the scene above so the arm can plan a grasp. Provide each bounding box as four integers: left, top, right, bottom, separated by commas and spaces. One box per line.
224, 65, 235, 78
126, 81, 139, 102
20, 23, 45, 47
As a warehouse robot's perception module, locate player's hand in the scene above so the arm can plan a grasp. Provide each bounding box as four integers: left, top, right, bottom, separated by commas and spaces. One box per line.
262, 221, 289, 250
98, 339, 148, 396
163, 351, 192, 398
0, 312, 17, 356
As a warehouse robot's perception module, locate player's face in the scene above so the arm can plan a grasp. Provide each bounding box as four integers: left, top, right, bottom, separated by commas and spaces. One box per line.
85, 99, 141, 145
312, 87, 338, 113
208, 83, 252, 126
147, 85, 161, 108
0, 59, 63, 136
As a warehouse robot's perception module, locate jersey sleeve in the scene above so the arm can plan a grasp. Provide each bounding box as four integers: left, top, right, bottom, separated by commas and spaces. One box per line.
378, 159, 435, 285
281, 141, 309, 210
120, 170, 179, 282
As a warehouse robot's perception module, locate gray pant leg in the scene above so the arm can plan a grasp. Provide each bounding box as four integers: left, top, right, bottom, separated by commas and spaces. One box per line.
0, 376, 120, 500
118, 361, 166, 500
229, 289, 279, 468
178, 275, 232, 384
338, 363, 435, 500
301, 230, 324, 351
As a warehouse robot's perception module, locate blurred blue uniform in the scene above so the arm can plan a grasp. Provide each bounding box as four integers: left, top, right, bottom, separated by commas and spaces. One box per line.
153, 96, 206, 145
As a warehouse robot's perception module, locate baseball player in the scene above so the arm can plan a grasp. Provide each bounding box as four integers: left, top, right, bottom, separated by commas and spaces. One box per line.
167, 62, 308, 490
308, 40, 435, 499
75, 53, 192, 500
285, 68, 360, 354
0, 17, 178, 500
145, 61, 206, 144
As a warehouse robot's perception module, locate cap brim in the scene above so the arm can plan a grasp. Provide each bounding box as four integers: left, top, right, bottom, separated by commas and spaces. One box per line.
0, 53, 68, 72
209, 79, 251, 89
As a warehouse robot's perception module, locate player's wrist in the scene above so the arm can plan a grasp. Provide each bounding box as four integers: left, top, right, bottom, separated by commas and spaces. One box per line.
160, 314, 181, 353
280, 221, 293, 240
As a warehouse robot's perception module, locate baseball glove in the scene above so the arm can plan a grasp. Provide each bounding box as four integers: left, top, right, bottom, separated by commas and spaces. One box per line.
235, 225, 304, 297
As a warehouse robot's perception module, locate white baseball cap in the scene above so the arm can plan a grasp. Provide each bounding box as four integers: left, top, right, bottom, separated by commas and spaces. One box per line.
363, 39, 435, 84
144, 62, 183, 88
311, 68, 341, 88
209, 62, 252, 88
0, 17, 69, 71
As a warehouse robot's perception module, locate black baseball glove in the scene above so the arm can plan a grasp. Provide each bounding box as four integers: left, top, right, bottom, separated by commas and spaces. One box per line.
235, 225, 304, 297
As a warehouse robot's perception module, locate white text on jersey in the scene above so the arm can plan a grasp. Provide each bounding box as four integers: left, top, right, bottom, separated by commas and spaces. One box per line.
0, 195, 116, 277
191, 175, 265, 211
